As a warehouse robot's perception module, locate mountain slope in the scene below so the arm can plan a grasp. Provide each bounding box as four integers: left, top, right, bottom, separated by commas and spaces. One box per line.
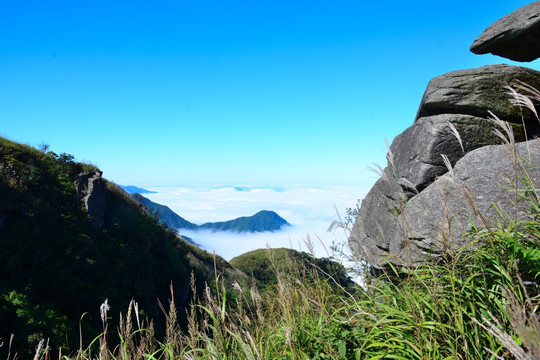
199, 210, 290, 232
131, 193, 199, 230
230, 248, 354, 290
121, 185, 156, 194
0, 136, 248, 356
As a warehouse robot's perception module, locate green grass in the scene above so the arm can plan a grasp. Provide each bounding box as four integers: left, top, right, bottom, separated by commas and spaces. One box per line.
28, 217, 537, 359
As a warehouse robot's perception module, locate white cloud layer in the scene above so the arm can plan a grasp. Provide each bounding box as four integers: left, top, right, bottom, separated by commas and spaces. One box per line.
143, 185, 369, 261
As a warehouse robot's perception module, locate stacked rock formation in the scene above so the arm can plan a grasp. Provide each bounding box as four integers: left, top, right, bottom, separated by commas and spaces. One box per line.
349, 2, 540, 272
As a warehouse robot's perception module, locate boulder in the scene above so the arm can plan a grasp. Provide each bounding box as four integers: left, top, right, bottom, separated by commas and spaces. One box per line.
391, 114, 525, 195
470, 1, 540, 62
349, 64, 540, 272
400, 140, 540, 265
415, 64, 540, 125
350, 140, 540, 270
349, 167, 405, 269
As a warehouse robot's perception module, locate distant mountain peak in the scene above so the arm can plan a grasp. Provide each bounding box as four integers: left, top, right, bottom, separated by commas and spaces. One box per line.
121, 185, 156, 194
130, 193, 199, 232
129, 193, 290, 235
200, 210, 289, 233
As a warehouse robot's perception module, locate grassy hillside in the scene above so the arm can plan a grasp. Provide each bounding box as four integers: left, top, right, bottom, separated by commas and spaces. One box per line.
0, 136, 248, 356
230, 247, 354, 290
43, 212, 540, 359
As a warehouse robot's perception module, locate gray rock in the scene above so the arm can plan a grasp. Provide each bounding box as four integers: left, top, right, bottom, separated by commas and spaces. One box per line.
349, 167, 406, 269
470, 1, 540, 62
75, 171, 106, 227
415, 64, 540, 125
390, 114, 526, 195
350, 140, 540, 270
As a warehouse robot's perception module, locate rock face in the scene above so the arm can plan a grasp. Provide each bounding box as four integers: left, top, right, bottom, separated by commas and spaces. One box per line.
470, 1, 540, 62
349, 65, 540, 270
75, 171, 106, 227
350, 140, 540, 270
415, 64, 540, 125
399, 141, 540, 264
350, 2, 540, 272
394, 64, 540, 194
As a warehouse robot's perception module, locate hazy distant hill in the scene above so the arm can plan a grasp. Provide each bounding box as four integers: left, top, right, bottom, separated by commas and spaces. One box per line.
131, 193, 199, 230
200, 210, 290, 232
128, 193, 290, 233
121, 185, 156, 194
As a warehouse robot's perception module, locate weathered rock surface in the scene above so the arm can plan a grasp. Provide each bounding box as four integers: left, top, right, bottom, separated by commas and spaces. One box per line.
349, 64, 540, 271
349, 168, 404, 269
470, 1, 540, 62
75, 171, 106, 227
350, 140, 540, 269
393, 64, 540, 196
400, 140, 540, 265
391, 113, 526, 195
415, 64, 540, 124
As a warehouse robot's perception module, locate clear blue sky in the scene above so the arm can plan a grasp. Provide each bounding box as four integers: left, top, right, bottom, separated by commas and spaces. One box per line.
1, 0, 538, 186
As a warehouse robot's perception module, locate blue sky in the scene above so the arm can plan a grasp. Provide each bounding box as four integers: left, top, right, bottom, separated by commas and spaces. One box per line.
1, 0, 538, 187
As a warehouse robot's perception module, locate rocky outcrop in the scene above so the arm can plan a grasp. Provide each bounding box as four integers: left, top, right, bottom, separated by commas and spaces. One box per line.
415, 64, 540, 125
470, 1, 540, 62
75, 171, 106, 227
350, 65, 540, 270
398, 140, 540, 264
351, 140, 540, 269
349, 3, 540, 272
395, 64, 540, 194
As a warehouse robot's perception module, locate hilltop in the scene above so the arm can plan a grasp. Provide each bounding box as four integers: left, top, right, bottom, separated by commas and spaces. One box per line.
230, 247, 354, 290
129, 193, 290, 233
199, 210, 290, 232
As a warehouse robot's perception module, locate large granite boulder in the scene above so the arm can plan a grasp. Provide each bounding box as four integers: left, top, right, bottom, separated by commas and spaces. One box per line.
350, 4, 540, 272
391, 114, 525, 195
350, 140, 540, 269
396, 64, 540, 194
349, 168, 404, 269
415, 64, 540, 125
349, 65, 540, 271
399, 140, 540, 266
470, 1, 540, 62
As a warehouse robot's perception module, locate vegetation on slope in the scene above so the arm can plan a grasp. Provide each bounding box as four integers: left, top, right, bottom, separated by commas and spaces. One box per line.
230, 247, 354, 291
0, 137, 248, 357
131, 193, 199, 230
43, 214, 540, 359
3, 140, 540, 358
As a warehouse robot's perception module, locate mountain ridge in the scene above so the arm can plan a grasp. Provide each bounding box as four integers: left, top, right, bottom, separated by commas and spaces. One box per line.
130, 193, 290, 233
199, 210, 290, 232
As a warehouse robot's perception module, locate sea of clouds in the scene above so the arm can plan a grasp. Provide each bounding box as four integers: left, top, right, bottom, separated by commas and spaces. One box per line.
142, 185, 370, 262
